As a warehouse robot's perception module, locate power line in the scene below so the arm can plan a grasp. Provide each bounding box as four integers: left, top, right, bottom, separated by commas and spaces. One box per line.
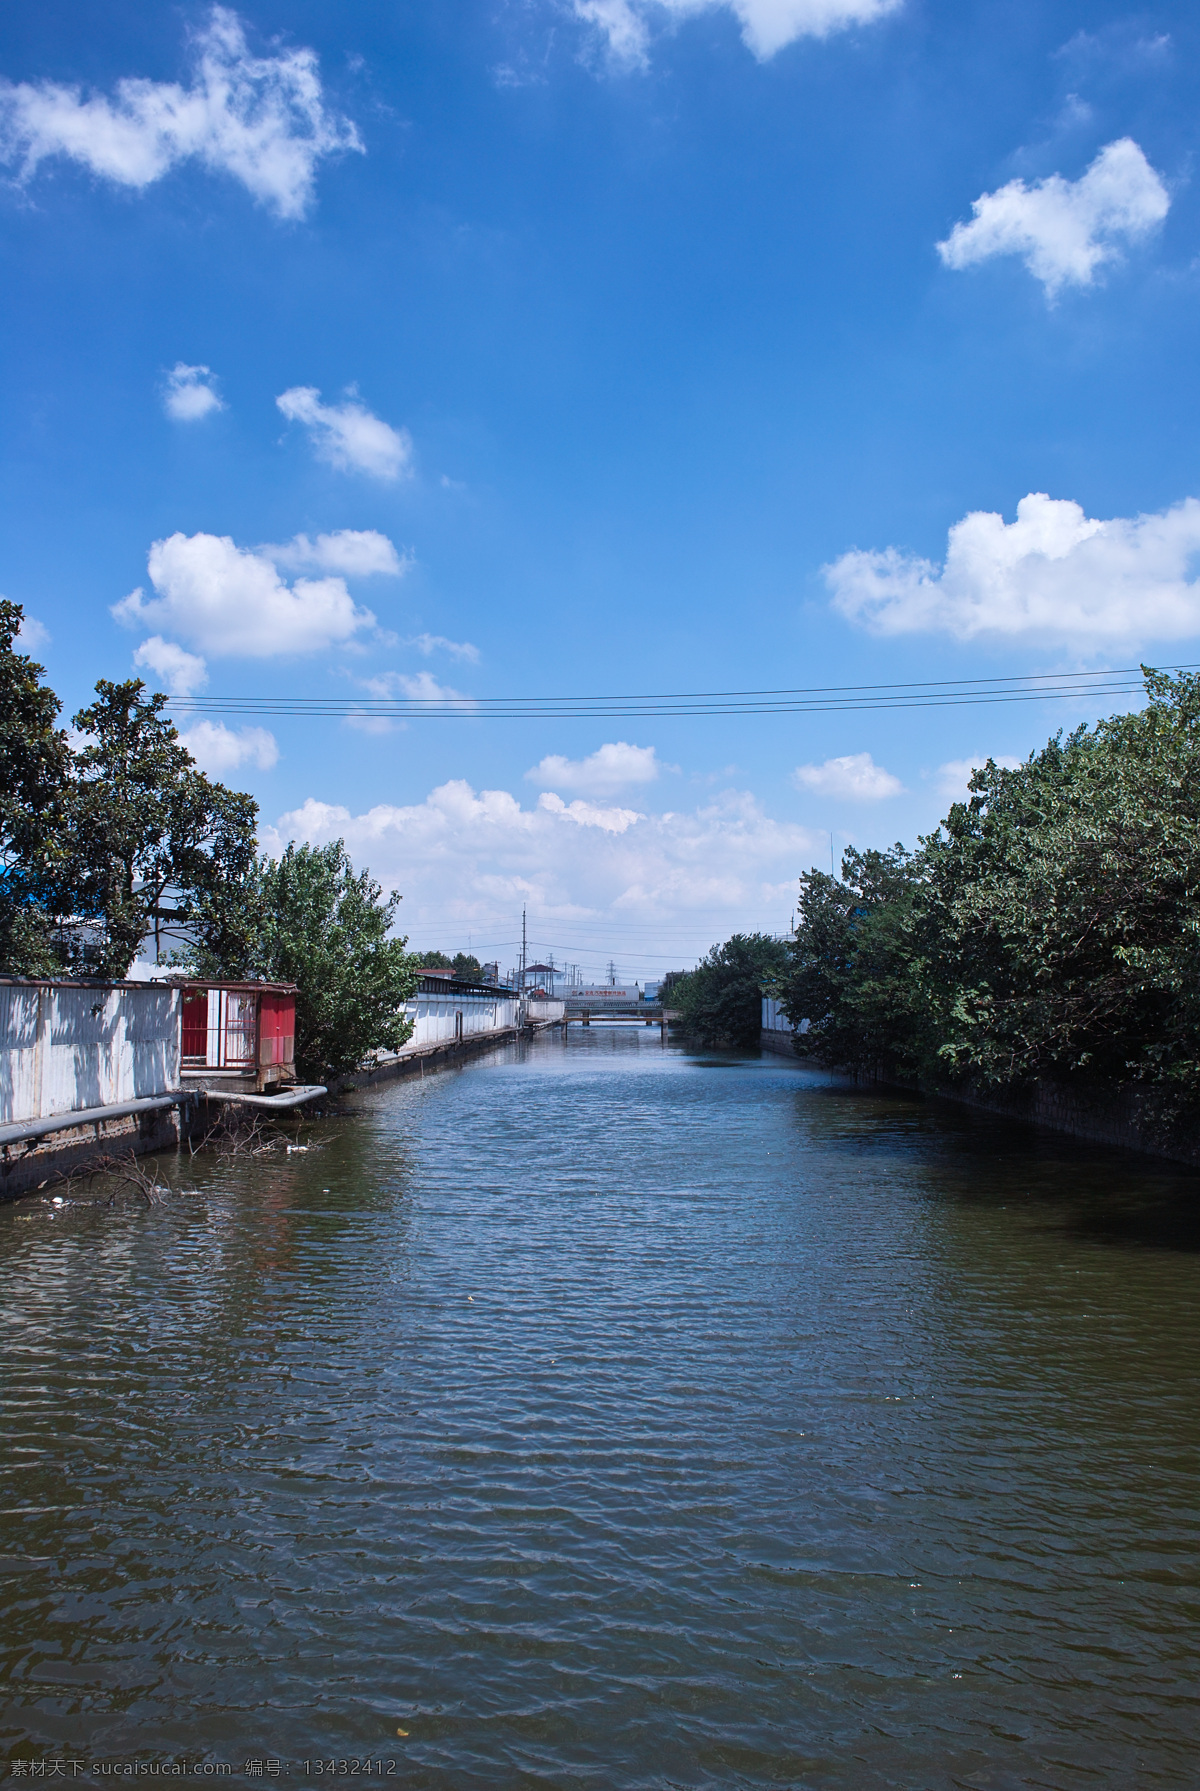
167, 664, 1186, 723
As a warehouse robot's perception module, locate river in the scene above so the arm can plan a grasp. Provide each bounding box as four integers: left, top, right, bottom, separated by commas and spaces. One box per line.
3, 1029, 1200, 1788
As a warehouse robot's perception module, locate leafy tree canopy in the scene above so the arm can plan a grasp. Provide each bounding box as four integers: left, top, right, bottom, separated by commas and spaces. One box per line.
670, 932, 789, 1049
412, 949, 483, 978
253, 840, 420, 1082
780, 668, 1200, 1122
61, 680, 259, 981
0, 602, 71, 974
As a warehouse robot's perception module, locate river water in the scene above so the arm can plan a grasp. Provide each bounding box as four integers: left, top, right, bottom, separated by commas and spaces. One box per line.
3, 1030, 1200, 1788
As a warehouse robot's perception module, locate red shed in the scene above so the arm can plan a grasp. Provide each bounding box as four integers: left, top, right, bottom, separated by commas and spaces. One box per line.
180, 982, 297, 1093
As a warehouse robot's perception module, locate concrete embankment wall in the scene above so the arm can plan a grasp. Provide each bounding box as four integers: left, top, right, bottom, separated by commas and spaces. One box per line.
759, 1001, 1200, 1167
769, 1042, 1200, 1170
341, 1025, 525, 1092
936, 1076, 1200, 1169
1, 1105, 188, 1202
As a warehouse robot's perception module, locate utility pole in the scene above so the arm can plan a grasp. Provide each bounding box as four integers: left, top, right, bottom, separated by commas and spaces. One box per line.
521, 908, 527, 992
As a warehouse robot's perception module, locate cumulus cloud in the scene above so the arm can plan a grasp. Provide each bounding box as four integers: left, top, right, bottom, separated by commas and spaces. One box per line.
792, 752, 903, 799
262, 529, 406, 578
408, 632, 480, 663
575, 0, 900, 64
178, 719, 279, 774
113, 531, 376, 658
526, 741, 664, 797
937, 138, 1169, 297
259, 779, 820, 948
14, 613, 50, 652
0, 7, 361, 220
344, 669, 475, 733
826, 491, 1200, 643
934, 755, 1022, 803
133, 634, 208, 696
276, 386, 412, 480
537, 792, 644, 832
362, 670, 473, 705
163, 362, 223, 421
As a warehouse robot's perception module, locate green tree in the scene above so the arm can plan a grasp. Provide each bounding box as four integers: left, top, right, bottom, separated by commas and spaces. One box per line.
671, 932, 789, 1048
255, 840, 420, 1082
780, 669, 1200, 1128
451, 951, 481, 979
919, 670, 1200, 1106
780, 846, 933, 1080
59, 680, 259, 979
418, 950, 453, 969
0, 601, 71, 974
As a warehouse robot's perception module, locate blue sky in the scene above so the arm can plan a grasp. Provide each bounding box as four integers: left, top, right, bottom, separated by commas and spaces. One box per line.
2, 0, 1199, 979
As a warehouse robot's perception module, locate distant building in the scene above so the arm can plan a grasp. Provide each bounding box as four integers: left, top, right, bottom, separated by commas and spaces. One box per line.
572, 986, 641, 1003
642, 980, 661, 1002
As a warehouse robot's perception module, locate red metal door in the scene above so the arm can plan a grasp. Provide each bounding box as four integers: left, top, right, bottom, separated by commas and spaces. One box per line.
258, 991, 296, 1068
181, 989, 208, 1061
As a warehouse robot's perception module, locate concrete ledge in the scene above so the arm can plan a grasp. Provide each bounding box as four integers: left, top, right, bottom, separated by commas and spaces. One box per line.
0, 1105, 185, 1203
338, 1026, 525, 1091
935, 1076, 1200, 1168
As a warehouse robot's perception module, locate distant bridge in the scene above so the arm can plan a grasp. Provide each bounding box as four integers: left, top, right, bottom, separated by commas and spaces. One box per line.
562, 1000, 677, 1027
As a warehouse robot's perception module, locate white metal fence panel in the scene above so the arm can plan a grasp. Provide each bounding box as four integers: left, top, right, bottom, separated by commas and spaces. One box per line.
0, 983, 181, 1124
397, 988, 521, 1053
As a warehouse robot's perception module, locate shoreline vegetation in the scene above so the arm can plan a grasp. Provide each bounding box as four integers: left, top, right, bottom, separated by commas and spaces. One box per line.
667, 669, 1200, 1160
8, 594, 1200, 1157
0, 600, 420, 1084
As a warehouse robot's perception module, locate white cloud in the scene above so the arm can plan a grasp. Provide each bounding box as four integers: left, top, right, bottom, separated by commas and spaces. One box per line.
0, 7, 361, 220
574, 0, 652, 63
575, 0, 900, 64
276, 386, 412, 480
826, 491, 1200, 643
113, 531, 376, 658
344, 669, 475, 733
934, 756, 1022, 803
133, 634, 208, 696
537, 792, 644, 832
259, 779, 821, 950
163, 362, 223, 421
178, 719, 279, 775
262, 529, 406, 578
14, 613, 50, 652
362, 670, 473, 705
937, 138, 1169, 297
408, 632, 480, 663
526, 741, 664, 796
792, 752, 903, 799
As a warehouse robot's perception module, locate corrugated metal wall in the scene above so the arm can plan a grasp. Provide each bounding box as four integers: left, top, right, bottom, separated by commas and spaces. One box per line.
0, 983, 181, 1124
400, 987, 521, 1049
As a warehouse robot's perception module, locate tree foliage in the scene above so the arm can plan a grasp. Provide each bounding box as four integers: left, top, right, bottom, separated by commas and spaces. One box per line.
0, 603, 71, 973
253, 840, 420, 1082
416, 950, 482, 978
60, 681, 260, 980
670, 932, 789, 1048
781, 669, 1200, 1118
